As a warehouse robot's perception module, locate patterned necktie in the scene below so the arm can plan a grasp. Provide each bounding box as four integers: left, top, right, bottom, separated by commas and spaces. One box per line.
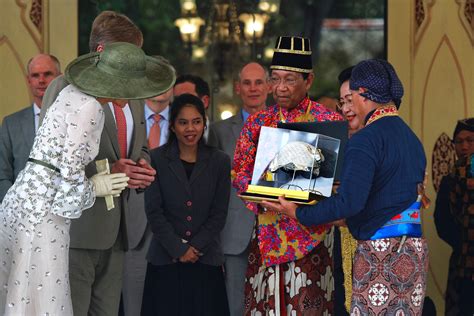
113, 103, 128, 158
148, 114, 161, 149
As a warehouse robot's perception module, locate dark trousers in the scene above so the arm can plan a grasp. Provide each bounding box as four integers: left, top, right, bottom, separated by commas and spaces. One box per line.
141, 262, 229, 316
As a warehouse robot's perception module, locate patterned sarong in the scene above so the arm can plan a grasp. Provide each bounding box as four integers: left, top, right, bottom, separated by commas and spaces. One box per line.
350, 237, 428, 316
244, 228, 334, 315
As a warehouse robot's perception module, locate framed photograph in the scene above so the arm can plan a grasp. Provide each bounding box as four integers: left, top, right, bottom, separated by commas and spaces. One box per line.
239, 126, 341, 204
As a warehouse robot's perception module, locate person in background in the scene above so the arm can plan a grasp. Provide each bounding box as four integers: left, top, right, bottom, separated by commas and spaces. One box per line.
207, 61, 270, 316
38, 11, 161, 316
264, 59, 429, 315
434, 117, 474, 315
233, 36, 342, 315
0, 54, 61, 202
449, 149, 474, 316
141, 94, 230, 316
120, 56, 176, 316
174, 74, 211, 141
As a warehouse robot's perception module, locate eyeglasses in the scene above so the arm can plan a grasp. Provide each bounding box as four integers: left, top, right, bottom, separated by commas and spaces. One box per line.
453, 137, 474, 145
270, 76, 301, 87
336, 94, 352, 110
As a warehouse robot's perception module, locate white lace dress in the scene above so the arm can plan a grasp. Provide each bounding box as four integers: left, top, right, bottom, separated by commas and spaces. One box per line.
0, 85, 104, 315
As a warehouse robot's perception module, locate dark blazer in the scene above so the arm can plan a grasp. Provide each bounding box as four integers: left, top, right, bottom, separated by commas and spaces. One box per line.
0, 106, 36, 202
208, 114, 255, 255
145, 141, 231, 266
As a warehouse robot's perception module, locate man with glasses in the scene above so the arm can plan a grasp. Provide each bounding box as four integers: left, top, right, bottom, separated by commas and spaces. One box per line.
435, 118, 474, 315
232, 36, 342, 315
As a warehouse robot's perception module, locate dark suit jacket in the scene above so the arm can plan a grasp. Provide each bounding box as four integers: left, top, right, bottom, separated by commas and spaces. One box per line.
40, 75, 150, 250
208, 114, 255, 255
145, 141, 230, 266
0, 106, 35, 202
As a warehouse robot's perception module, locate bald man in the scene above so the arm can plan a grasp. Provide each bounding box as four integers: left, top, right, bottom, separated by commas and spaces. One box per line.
208, 62, 270, 315
0, 54, 61, 201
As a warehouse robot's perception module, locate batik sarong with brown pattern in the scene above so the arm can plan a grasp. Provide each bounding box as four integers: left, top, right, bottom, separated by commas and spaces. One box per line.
350, 237, 428, 316
244, 225, 334, 316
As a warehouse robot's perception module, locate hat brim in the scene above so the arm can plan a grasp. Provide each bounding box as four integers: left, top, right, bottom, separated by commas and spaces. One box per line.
65, 52, 176, 100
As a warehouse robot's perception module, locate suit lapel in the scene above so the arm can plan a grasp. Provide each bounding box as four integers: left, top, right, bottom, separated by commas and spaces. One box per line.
231, 113, 244, 140
166, 143, 191, 194
128, 100, 146, 160
21, 107, 35, 151
189, 145, 210, 185
103, 104, 121, 159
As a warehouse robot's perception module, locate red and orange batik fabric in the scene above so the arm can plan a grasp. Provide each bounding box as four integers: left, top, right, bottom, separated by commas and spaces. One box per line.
233, 97, 342, 315
350, 237, 429, 316
244, 229, 334, 316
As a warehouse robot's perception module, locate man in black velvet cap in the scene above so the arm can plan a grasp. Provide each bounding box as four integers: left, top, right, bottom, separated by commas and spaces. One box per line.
232, 36, 342, 315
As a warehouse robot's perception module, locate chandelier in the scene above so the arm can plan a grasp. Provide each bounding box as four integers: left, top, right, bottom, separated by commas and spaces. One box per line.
175, 0, 280, 61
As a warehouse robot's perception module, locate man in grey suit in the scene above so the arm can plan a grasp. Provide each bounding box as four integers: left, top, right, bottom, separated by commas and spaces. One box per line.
0, 53, 61, 202
121, 57, 175, 316
208, 62, 270, 315
39, 11, 160, 316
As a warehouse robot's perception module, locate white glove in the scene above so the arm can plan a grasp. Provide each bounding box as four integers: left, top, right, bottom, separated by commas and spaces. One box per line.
91, 172, 129, 197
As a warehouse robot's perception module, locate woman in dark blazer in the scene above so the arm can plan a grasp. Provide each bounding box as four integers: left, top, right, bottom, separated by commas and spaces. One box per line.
141, 94, 231, 316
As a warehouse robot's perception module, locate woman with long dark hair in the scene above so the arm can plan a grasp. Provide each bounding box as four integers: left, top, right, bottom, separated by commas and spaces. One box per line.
142, 94, 230, 315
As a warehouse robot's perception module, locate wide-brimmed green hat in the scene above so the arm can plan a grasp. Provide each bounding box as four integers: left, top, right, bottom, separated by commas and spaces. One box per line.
65, 42, 176, 99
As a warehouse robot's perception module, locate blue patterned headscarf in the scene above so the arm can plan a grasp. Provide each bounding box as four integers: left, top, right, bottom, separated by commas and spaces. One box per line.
349, 59, 404, 108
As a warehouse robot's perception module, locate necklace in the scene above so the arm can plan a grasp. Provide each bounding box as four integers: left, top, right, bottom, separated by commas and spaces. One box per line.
279, 100, 312, 123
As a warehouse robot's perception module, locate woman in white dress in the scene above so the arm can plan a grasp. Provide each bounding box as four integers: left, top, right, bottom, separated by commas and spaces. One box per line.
0, 42, 175, 315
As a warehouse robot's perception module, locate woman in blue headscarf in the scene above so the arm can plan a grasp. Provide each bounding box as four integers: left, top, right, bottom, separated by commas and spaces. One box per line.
263, 59, 429, 315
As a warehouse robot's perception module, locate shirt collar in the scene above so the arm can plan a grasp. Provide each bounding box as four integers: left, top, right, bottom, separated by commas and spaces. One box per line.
33, 103, 41, 116
109, 101, 129, 110
241, 109, 250, 122
145, 104, 169, 121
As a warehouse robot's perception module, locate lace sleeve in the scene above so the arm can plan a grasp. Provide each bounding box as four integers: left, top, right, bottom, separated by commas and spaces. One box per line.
50, 99, 104, 218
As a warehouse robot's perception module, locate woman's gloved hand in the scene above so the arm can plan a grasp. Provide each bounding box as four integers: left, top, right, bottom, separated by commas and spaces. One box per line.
91, 172, 129, 197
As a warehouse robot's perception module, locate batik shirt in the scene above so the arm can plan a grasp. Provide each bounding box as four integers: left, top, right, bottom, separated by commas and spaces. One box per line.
233, 96, 342, 266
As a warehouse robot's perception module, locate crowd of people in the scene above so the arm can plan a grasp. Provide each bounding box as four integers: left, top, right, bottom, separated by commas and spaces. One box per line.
0, 9, 472, 316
